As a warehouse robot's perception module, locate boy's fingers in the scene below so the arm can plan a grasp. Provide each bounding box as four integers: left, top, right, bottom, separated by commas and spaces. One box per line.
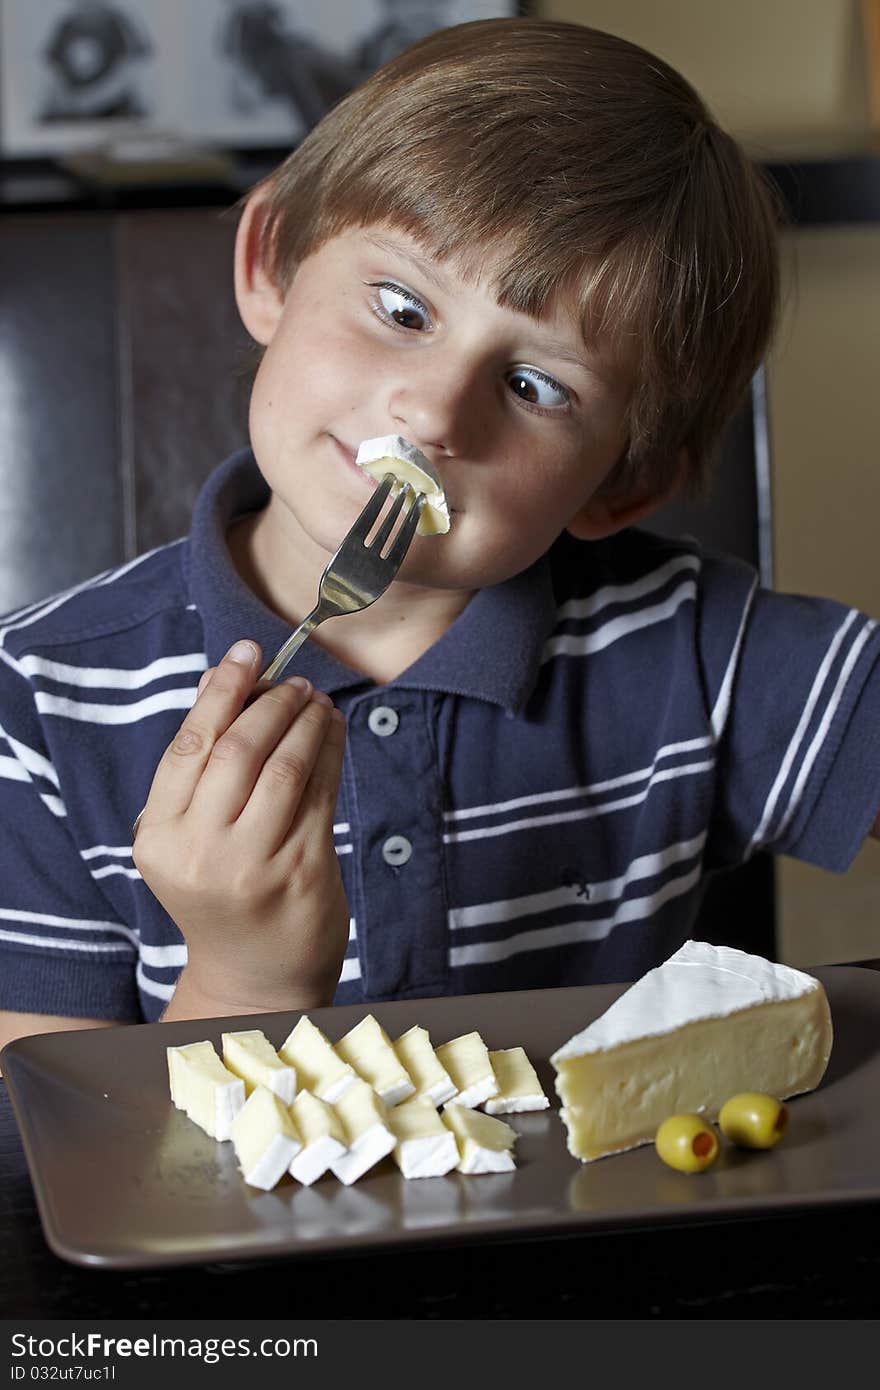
239, 693, 337, 852
190, 676, 317, 826
197, 667, 215, 697
143, 640, 263, 820
291, 707, 347, 842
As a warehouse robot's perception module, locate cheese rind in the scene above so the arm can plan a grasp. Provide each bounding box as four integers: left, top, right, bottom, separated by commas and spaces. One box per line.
278, 1015, 356, 1103
483, 1047, 550, 1114
329, 1079, 396, 1185
442, 1102, 517, 1174
221, 1029, 297, 1104
393, 1025, 457, 1105
231, 1085, 302, 1190
288, 1089, 348, 1186
551, 940, 834, 1162
335, 1014, 415, 1107
387, 1097, 460, 1178
167, 1040, 245, 1141
355, 434, 451, 536
435, 1032, 499, 1109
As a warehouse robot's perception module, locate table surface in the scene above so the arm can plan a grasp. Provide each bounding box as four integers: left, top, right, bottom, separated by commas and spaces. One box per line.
4, 965, 880, 1319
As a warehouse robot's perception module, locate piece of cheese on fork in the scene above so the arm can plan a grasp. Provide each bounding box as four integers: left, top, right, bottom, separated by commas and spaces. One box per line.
483, 1047, 549, 1114
335, 1014, 415, 1106
232, 1085, 302, 1190
551, 939, 834, 1162
355, 434, 450, 535
167, 1040, 245, 1141
329, 1078, 397, 1185
221, 1029, 297, 1103
394, 1025, 457, 1106
387, 1096, 460, 1178
287, 1089, 348, 1186
278, 1015, 356, 1103
435, 1031, 499, 1109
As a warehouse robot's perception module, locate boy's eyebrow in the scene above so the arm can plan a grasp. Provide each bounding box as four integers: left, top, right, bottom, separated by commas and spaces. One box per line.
362, 230, 602, 377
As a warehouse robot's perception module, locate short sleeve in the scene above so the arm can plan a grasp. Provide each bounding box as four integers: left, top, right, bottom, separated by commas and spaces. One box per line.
698, 557, 880, 873
0, 652, 140, 1021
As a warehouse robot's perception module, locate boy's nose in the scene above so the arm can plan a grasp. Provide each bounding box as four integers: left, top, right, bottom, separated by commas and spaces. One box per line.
387, 357, 485, 458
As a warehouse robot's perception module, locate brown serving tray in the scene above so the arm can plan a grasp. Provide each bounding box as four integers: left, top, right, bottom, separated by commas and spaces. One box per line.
3, 966, 879, 1269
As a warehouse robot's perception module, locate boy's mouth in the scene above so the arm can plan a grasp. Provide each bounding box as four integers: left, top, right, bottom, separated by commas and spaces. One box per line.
330, 434, 458, 513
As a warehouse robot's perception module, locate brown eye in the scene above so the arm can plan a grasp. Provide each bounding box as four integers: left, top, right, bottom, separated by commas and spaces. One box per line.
506, 367, 569, 409
375, 283, 430, 331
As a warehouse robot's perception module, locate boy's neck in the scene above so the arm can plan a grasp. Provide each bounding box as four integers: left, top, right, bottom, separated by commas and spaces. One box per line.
227, 511, 472, 686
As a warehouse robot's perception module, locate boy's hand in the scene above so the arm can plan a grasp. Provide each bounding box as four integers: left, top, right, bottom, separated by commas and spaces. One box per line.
132, 639, 349, 1016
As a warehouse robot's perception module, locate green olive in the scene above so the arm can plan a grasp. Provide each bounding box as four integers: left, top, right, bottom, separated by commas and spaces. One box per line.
655, 1113, 719, 1173
718, 1092, 789, 1149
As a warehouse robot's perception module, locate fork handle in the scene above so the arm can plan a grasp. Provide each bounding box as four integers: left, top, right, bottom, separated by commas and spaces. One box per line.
260, 606, 325, 683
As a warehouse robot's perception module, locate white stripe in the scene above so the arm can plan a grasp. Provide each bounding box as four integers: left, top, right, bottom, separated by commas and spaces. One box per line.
333, 822, 351, 835
140, 942, 187, 968
339, 955, 361, 982
335, 844, 353, 856
0, 724, 60, 785
0, 927, 133, 955
0, 755, 29, 783
444, 760, 714, 843
19, 651, 206, 690
80, 845, 134, 860
710, 576, 758, 739
444, 738, 713, 824
136, 959, 174, 1002
90, 864, 142, 880
747, 610, 859, 854
0, 905, 138, 946
349, 918, 357, 941
542, 580, 696, 662
773, 618, 877, 843
40, 793, 67, 817
36, 685, 197, 724
449, 833, 707, 929
556, 554, 700, 622
450, 865, 702, 967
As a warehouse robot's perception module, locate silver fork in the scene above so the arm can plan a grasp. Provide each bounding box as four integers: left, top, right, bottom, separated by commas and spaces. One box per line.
260, 474, 424, 683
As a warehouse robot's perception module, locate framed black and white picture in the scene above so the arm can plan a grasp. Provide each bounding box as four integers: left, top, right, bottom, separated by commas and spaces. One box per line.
0, 0, 522, 158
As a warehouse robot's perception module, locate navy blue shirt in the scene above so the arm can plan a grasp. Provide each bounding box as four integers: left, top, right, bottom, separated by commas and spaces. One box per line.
2, 450, 879, 1021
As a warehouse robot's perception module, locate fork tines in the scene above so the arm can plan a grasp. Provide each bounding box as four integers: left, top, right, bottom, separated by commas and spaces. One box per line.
357, 473, 424, 560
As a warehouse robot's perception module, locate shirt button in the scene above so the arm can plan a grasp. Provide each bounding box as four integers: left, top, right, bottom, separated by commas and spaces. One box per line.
368, 705, 399, 737
382, 835, 412, 866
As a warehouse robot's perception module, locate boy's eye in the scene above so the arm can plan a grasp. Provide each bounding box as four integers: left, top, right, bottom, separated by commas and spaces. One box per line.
506, 367, 570, 410
372, 282, 431, 331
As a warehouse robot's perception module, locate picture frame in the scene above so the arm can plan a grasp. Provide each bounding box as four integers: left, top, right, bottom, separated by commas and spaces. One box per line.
0, 0, 523, 159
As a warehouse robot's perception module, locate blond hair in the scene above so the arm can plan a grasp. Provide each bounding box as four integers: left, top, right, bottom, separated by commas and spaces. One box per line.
253, 18, 783, 496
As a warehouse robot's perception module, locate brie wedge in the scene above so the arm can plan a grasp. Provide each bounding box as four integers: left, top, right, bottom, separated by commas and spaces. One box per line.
388, 1097, 460, 1179
335, 1014, 415, 1107
231, 1085, 302, 1190
483, 1047, 550, 1115
329, 1078, 396, 1185
221, 1029, 297, 1104
435, 1032, 499, 1109
394, 1025, 457, 1106
355, 434, 450, 536
278, 1016, 356, 1103
288, 1088, 348, 1186
551, 939, 834, 1162
167, 1040, 245, 1141
442, 1102, 517, 1174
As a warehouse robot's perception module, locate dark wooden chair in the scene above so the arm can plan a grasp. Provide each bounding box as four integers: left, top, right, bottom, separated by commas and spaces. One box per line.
0, 205, 776, 958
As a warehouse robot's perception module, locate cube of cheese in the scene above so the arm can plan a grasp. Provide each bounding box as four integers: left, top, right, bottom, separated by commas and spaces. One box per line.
442, 1103, 517, 1174
329, 1079, 396, 1185
387, 1097, 460, 1178
393, 1025, 457, 1105
435, 1032, 499, 1109
167, 1040, 245, 1141
335, 1014, 415, 1106
231, 1085, 302, 1190
278, 1015, 356, 1103
221, 1029, 297, 1103
551, 939, 834, 1162
483, 1047, 549, 1114
355, 434, 451, 535
288, 1089, 348, 1186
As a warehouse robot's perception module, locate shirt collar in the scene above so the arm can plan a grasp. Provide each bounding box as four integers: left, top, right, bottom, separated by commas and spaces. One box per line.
185, 449, 558, 715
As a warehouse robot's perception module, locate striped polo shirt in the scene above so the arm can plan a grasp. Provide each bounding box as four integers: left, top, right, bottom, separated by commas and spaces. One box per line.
2, 449, 879, 1022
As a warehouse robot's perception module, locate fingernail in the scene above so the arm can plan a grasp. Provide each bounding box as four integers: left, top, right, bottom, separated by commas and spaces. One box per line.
227, 640, 258, 666
310, 689, 333, 708
284, 676, 312, 694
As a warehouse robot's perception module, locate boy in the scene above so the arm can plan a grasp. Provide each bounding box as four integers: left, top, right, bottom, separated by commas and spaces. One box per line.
1, 19, 878, 1049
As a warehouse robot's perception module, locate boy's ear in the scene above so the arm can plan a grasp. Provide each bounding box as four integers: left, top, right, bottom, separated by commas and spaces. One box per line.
234, 191, 286, 346
565, 450, 687, 541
